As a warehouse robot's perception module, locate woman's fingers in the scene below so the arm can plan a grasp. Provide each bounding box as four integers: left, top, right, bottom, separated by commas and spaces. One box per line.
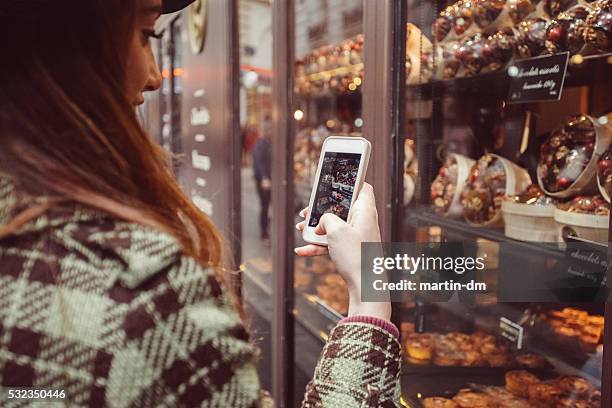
294, 244, 329, 257
299, 207, 308, 218
295, 220, 306, 231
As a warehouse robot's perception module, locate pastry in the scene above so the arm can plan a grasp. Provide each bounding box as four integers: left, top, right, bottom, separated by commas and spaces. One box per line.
453, 390, 493, 408
423, 397, 458, 408
433, 350, 464, 366
556, 376, 592, 398
527, 382, 564, 405
506, 370, 541, 398
406, 334, 434, 361
516, 353, 547, 368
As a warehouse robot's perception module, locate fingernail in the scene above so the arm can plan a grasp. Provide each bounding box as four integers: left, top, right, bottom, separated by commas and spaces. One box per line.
295, 224, 300, 230
294, 248, 299, 254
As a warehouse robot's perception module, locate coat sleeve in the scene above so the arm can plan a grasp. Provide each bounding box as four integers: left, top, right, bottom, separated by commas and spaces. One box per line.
300, 322, 402, 408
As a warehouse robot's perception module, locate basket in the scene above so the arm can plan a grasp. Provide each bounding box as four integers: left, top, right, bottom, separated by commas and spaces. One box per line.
502, 200, 558, 242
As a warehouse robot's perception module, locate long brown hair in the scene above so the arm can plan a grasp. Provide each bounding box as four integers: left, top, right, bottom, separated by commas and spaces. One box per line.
0, 1, 228, 280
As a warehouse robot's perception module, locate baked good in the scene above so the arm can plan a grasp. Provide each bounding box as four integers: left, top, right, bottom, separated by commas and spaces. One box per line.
556, 398, 592, 408
486, 352, 511, 367
516, 353, 547, 368
556, 376, 592, 398
453, 390, 493, 408
462, 350, 488, 366
423, 397, 458, 408
506, 370, 541, 398
527, 383, 564, 405
406, 333, 434, 361
433, 350, 464, 366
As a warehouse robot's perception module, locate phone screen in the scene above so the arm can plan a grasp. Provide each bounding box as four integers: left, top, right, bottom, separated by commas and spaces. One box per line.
308, 152, 362, 227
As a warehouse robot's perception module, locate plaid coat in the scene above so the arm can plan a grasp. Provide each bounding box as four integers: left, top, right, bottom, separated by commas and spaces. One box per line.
0, 177, 401, 407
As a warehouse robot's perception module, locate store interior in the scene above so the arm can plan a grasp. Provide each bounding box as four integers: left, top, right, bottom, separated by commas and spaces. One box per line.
142, 0, 612, 406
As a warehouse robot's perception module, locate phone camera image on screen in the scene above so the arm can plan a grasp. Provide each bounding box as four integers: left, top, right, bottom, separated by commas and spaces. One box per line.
308, 152, 362, 227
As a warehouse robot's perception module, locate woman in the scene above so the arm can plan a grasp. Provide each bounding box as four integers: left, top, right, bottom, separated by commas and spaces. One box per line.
0, 0, 401, 406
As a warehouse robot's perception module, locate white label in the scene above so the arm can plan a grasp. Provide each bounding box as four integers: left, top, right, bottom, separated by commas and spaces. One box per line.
196, 177, 207, 187
500, 317, 524, 349
191, 150, 211, 171
190, 106, 210, 126
192, 193, 213, 215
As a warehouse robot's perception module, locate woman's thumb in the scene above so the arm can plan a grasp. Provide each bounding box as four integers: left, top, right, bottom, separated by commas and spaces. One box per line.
314, 213, 344, 236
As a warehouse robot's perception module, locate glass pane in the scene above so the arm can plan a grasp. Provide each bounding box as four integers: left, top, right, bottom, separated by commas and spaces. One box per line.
292, 0, 364, 402
238, 0, 274, 395
400, 1, 610, 406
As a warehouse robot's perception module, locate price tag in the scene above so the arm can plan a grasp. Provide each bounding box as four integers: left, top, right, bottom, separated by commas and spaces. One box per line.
507, 53, 569, 104
500, 317, 524, 349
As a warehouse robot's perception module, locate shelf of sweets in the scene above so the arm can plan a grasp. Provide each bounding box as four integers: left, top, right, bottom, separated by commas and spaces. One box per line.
399, 302, 604, 387
402, 369, 602, 408
405, 51, 612, 98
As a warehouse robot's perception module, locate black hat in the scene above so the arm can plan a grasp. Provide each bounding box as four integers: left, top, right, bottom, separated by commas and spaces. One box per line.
163, 0, 196, 14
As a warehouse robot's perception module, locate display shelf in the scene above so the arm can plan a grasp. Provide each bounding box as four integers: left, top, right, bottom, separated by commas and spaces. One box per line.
405, 52, 612, 98
405, 206, 566, 258
294, 293, 342, 343
400, 302, 604, 384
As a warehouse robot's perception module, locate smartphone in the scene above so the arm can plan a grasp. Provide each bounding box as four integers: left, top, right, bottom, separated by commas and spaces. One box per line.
302, 136, 371, 246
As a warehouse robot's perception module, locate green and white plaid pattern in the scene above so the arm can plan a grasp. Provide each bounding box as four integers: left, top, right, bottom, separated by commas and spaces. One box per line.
0, 177, 401, 407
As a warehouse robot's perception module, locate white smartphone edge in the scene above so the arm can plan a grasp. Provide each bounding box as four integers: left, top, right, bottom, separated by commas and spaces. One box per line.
302, 136, 371, 246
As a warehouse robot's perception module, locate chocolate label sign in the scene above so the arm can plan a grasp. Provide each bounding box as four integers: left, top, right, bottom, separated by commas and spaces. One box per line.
507, 52, 569, 104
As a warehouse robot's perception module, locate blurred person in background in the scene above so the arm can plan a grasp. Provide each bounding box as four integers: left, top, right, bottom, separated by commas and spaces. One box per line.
0, 0, 400, 406
252, 119, 272, 246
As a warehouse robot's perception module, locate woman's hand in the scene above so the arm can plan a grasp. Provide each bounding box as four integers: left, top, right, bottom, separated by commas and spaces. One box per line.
295, 183, 391, 321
